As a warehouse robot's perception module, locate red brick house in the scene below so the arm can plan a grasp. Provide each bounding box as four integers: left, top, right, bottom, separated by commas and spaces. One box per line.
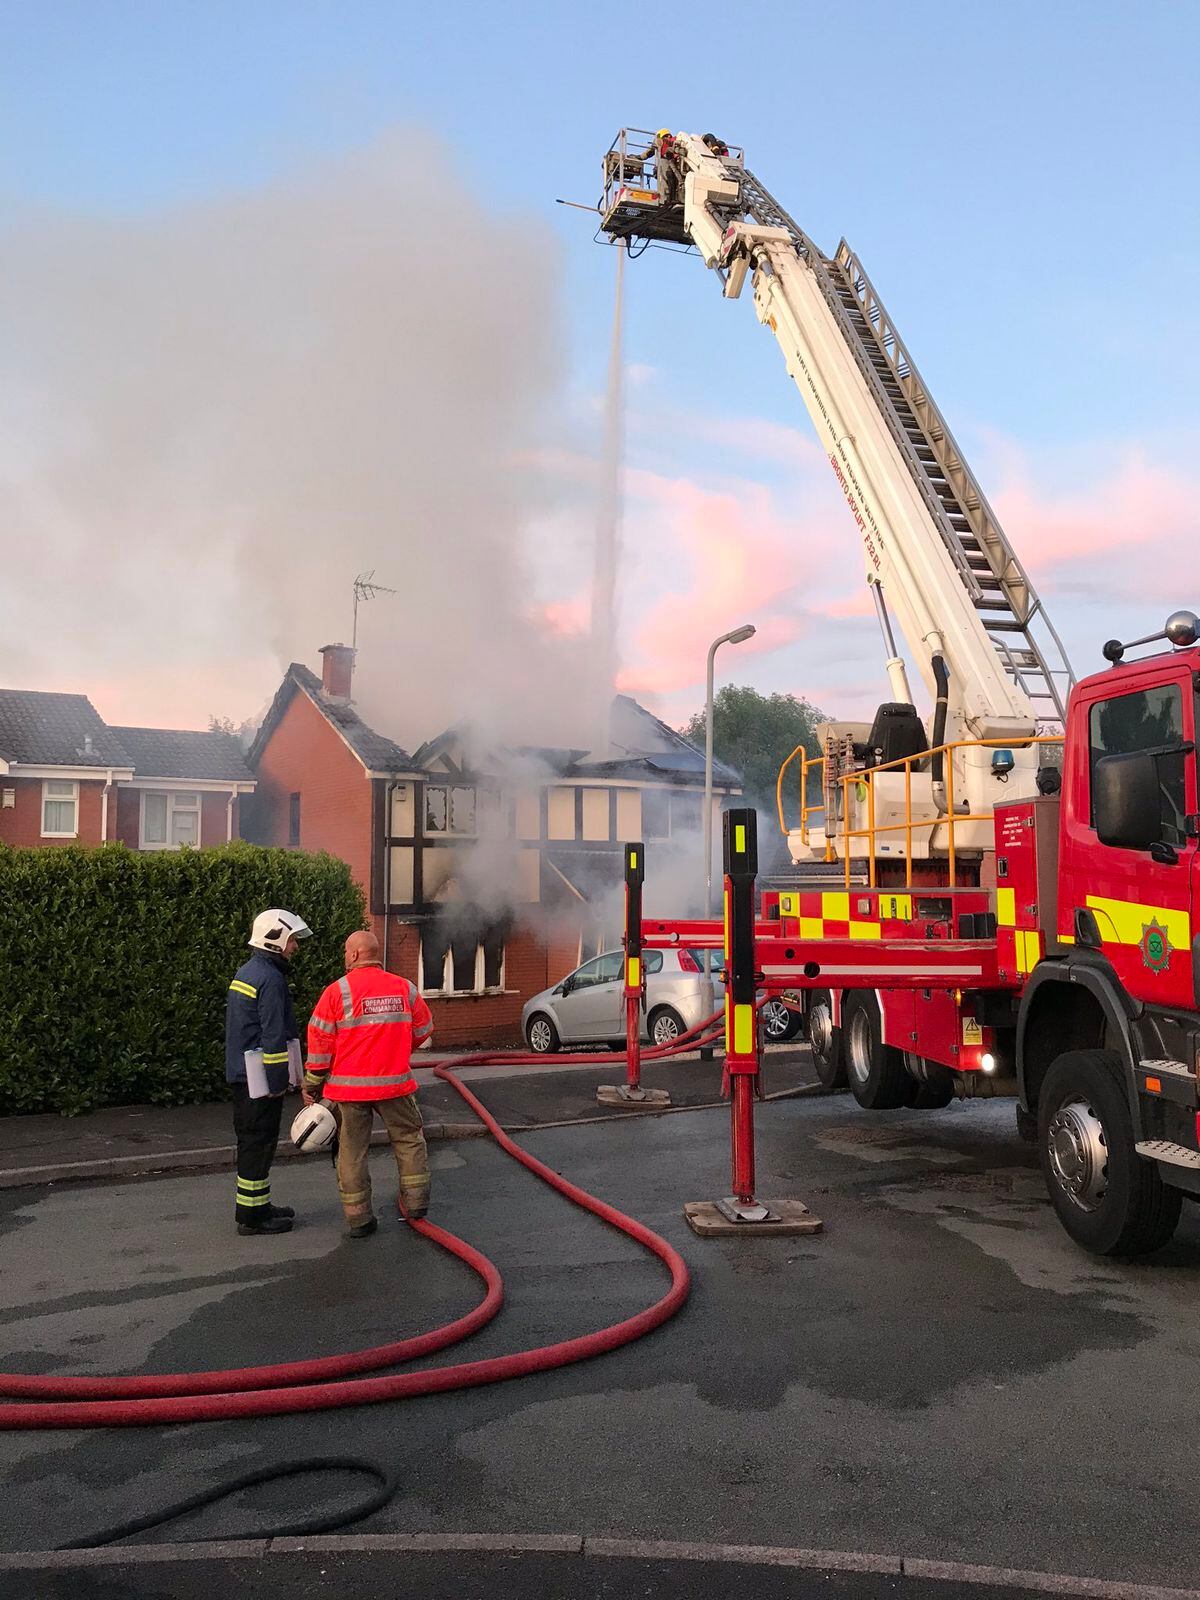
0, 689, 255, 849
248, 645, 740, 1046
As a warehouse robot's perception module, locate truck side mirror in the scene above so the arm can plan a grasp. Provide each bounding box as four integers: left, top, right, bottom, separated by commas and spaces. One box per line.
1093, 750, 1161, 851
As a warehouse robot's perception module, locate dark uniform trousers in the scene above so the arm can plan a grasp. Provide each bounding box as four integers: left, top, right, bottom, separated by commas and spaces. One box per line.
232, 1085, 285, 1222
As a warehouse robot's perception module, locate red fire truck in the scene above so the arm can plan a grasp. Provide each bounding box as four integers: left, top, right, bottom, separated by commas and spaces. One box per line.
600, 131, 1200, 1255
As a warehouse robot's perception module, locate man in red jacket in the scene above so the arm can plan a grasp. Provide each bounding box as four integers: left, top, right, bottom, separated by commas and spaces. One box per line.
303, 930, 433, 1238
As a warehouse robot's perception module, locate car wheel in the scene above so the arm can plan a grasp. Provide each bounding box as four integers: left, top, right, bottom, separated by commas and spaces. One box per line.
525, 1014, 560, 1054
648, 1006, 685, 1048
843, 992, 909, 1110
807, 988, 846, 1090
761, 996, 803, 1043
1039, 1048, 1181, 1255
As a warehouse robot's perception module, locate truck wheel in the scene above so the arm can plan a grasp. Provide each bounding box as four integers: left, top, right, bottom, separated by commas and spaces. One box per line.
843, 992, 909, 1110
903, 1058, 955, 1109
1039, 1048, 1182, 1256
807, 988, 846, 1090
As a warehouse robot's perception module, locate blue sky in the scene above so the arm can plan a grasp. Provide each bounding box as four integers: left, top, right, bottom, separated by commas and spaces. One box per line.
1, 0, 1197, 729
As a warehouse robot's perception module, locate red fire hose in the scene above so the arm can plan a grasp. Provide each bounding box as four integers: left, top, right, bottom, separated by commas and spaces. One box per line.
0, 1038, 705, 1430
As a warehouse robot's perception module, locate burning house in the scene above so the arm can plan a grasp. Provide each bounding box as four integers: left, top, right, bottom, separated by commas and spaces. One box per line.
247, 644, 741, 1046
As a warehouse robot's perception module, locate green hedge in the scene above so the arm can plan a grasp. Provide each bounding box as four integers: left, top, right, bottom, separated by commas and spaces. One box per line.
0, 843, 367, 1115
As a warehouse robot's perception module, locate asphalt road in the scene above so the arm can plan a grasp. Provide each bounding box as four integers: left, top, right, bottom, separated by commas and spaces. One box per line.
4, 1081, 1200, 1592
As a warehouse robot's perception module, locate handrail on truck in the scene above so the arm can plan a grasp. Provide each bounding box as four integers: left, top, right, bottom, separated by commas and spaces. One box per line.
778, 735, 1065, 890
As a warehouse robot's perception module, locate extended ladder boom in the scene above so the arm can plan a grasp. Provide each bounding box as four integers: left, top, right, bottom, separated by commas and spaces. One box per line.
600, 130, 1074, 742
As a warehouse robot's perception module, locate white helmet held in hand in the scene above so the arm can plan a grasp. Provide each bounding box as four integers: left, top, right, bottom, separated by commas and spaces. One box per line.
291, 1102, 337, 1153
249, 908, 312, 954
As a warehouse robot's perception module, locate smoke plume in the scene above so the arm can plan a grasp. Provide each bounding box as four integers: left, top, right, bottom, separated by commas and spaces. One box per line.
0, 130, 604, 748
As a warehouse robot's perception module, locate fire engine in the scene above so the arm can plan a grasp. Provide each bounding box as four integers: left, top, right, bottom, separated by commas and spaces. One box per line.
599, 129, 1200, 1256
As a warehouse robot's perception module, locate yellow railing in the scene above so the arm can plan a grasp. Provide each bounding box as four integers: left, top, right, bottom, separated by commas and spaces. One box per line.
777, 736, 1064, 889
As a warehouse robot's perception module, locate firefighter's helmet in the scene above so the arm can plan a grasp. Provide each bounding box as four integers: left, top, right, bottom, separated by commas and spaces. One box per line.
249, 908, 312, 954
291, 1102, 337, 1153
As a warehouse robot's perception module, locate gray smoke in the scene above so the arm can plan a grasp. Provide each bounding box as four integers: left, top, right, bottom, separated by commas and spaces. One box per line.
0, 130, 602, 746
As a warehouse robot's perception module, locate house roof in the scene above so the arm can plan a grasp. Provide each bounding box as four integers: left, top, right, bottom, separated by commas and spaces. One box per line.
415, 697, 741, 790
248, 665, 418, 775
571, 695, 740, 786
109, 726, 256, 784
0, 690, 134, 770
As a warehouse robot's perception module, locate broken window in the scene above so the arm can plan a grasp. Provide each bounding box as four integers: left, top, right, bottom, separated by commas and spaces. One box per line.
419, 911, 507, 995
424, 784, 476, 836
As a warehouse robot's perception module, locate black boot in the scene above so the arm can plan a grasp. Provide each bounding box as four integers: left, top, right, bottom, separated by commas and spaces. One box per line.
237, 1213, 294, 1235
347, 1216, 378, 1240
263, 1202, 295, 1221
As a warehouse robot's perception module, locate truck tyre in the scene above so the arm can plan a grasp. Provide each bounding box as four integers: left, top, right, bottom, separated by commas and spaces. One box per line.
1015, 1105, 1038, 1144
1039, 1048, 1182, 1256
903, 1060, 955, 1109
843, 992, 909, 1110
807, 988, 846, 1090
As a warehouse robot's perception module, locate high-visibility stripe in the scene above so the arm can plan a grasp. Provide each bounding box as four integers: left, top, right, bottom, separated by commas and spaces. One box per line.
798, 916, 823, 941
338, 976, 354, 1020
733, 1003, 754, 1055
849, 921, 882, 941
306, 1052, 333, 1066
237, 1176, 270, 1191
413, 1022, 433, 1040
734, 823, 746, 855
996, 888, 1016, 928
878, 893, 913, 921
309, 1015, 337, 1033
1058, 932, 1076, 945
338, 1189, 370, 1205
627, 956, 640, 987
821, 892, 850, 922
339, 1010, 411, 1029
327, 1072, 416, 1090
1015, 929, 1043, 975
262, 1050, 290, 1065
229, 980, 257, 999
236, 1193, 271, 1208
1085, 895, 1190, 951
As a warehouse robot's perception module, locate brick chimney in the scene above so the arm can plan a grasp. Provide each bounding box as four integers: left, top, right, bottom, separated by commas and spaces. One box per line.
319, 643, 356, 701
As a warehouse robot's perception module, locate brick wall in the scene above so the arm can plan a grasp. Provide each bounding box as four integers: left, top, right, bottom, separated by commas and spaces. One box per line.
112, 789, 240, 849
0, 776, 108, 848
253, 691, 373, 887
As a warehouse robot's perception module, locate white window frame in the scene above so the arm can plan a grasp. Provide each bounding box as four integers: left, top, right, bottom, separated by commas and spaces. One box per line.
139, 789, 203, 851
41, 779, 79, 839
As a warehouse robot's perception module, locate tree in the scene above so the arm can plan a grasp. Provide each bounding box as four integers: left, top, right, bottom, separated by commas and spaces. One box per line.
208, 715, 237, 736
681, 685, 827, 808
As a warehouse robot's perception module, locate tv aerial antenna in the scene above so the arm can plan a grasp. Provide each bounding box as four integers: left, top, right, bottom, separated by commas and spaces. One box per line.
352, 570, 397, 650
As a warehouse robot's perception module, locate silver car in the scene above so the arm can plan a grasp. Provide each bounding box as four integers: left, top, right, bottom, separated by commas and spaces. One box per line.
522, 948, 720, 1052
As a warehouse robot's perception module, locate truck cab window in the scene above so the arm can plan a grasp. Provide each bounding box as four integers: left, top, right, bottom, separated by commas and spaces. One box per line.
1088, 683, 1188, 846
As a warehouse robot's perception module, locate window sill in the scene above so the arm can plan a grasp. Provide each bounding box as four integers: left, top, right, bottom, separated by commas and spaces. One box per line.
423, 989, 520, 1002
40, 832, 78, 841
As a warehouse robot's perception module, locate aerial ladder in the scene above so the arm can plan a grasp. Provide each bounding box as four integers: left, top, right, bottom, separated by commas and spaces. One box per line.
599, 130, 1075, 879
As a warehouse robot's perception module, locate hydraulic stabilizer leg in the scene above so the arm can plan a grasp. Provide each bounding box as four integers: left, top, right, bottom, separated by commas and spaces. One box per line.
598, 841, 670, 1108
684, 809, 823, 1238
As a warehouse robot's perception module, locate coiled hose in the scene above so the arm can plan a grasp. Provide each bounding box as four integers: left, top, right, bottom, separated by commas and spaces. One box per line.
0, 1019, 721, 1430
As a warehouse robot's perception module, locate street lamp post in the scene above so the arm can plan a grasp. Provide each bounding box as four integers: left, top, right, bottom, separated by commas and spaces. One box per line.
702, 624, 756, 1045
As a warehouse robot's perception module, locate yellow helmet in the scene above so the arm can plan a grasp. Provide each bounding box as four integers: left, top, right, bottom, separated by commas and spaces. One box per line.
656, 128, 671, 139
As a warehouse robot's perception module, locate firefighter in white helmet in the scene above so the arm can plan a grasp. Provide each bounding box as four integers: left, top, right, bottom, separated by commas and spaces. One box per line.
225, 909, 311, 1235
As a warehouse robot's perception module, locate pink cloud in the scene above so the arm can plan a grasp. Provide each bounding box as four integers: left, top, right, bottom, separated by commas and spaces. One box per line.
991, 445, 1199, 595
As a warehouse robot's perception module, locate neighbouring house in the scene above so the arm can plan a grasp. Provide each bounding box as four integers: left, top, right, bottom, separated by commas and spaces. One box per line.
0, 689, 256, 849
247, 644, 741, 1046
